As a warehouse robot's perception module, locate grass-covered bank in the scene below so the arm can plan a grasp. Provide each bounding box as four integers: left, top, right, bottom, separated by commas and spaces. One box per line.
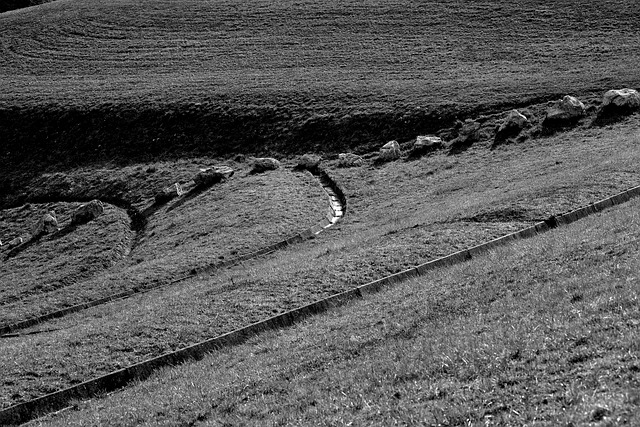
2, 0, 640, 176
2, 115, 639, 413
37, 183, 640, 426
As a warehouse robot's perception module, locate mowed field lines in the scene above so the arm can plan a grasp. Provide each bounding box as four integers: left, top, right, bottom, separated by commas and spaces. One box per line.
2, 0, 640, 423
1, 0, 640, 107
2, 0, 640, 173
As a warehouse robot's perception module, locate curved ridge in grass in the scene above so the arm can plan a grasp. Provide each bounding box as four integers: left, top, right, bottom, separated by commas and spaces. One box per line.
0, 167, 345, 338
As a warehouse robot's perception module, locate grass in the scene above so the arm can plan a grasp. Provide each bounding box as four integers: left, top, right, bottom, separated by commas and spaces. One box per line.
1, 114, 639, 412
1, 0, 638, 106
2, 0, 640, 421
0, 161, 328, 326
1, 0, 640, 171
34, 178, 640, 426
0, 202, 133, 306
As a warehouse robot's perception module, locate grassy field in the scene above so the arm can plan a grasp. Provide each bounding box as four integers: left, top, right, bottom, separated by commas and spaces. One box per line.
1, 114, 639, 413
35, 174, 640, 426
1, 0, 640, 172
0, 201, 133, 306
0, 161, 328, 327
2, 0, 640, 423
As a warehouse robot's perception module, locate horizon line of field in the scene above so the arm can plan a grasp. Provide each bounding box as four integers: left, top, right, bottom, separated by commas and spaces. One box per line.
0, 168, 346, 338
2, 180, 638, 425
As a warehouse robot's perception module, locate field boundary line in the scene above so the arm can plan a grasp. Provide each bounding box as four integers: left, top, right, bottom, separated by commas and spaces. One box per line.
0, 168, 346, 337
2, 184, 638, 426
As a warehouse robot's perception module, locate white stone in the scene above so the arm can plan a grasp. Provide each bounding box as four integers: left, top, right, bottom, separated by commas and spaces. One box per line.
194, 166, 234, 186
546, 95, 586, 123
32, 211, 59, 236
503, 110, 529, 129
7, 236, 23, 248
297, 154, 322, 170
71, 200, 104, 226
602, 88, 640, 109
251, 158, 280, 173
414, 135, 443, 148
338, 153, 364, 167
379, 140, 402, 161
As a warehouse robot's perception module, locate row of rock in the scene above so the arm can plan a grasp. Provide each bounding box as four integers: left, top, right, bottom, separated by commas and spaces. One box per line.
1, 200, 104, 251
333, 87, 640, 166
494, 88, 639, 146
155, 165, 235, 204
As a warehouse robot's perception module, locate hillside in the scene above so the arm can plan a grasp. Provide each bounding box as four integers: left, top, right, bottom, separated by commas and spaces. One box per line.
2, 111, 640, 423
38, 179, 640, 426
1, 0, 640, 174
1, 0, 640, 424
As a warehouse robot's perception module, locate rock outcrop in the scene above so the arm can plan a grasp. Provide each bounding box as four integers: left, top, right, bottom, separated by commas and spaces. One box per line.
378, 140, 402, 162
251, 158, 281, 173
338, 153, 364, 168
494, 110, 529, 145
411, 135, 443, 157
596, 88, 640, 124
71, 200, 104, 226
449, 119, 481, 152
602, 88, 640, 110
194, 166, 234, 187
296, 154, 322, 171
32, 211, 59, 237
543, 95, 586, 128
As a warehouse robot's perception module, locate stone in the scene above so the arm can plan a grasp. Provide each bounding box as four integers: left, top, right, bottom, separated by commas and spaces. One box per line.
459, 119, 481, 143
155, 185, 180, 204
296, 154, 322, 170
543, 95, 586, 127
194, 166, 234, 187
494, 109, 529, 145
71, 200, 104, 226
251, 158, 280, 173
602, 88, 640, 109
378, 140, 402, 161
7, 236, 23, 248
411, 135, 443, 157
32, 211, 59, 237
338, 153, 364, 167
448, 119, 481, 153
596, 88, 640, 124
449, 119, 481, 152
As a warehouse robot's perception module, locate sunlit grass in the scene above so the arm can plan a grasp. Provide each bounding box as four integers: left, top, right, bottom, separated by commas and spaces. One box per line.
40, 185, 640, 426
2, 116, 639, 412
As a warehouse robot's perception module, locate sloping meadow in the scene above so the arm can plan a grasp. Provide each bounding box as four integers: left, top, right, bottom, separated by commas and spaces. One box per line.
35, 156, 640, 427
1, 116, 639, 414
